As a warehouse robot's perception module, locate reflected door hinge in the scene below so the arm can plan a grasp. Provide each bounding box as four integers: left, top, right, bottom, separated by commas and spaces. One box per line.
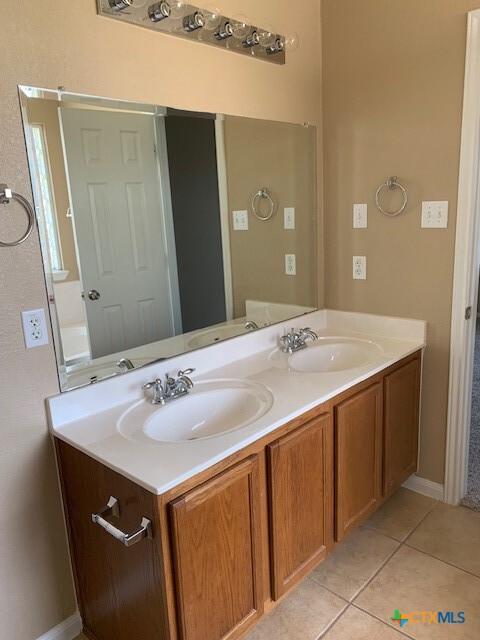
466, 306, 472, 320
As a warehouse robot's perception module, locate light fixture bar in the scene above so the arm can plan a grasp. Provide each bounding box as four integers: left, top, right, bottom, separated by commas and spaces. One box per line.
97, 1, 286, 65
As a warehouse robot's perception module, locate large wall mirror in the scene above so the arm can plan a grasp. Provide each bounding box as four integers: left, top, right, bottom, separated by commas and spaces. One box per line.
19, 86, 317, 390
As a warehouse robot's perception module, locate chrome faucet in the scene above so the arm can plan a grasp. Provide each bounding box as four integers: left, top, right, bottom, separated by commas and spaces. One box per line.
117, 358, 134, 372
143, 368, 196, 405
279, 327, 318, 354
245, 320, 260, 331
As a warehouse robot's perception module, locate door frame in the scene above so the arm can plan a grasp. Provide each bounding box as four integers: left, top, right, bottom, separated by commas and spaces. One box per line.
445, 9, 480, 505
215, 114, 234, 321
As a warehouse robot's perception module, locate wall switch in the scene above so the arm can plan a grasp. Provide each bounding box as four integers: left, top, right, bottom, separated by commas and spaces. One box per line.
421, 201, 448, 228
21, 308, 49, 348
353, 203, 368, 228
353, 256, 367, 280
284, 207, 296, 230
233, 210, 248, 231
285, 254, 296, 276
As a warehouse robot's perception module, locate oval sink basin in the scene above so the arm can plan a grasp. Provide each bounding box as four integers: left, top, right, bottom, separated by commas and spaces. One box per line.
188, 325, 247, 349
288, 338, 383, 373
118, 379, 273, 443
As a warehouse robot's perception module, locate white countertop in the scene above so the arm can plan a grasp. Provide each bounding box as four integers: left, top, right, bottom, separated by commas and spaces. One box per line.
47, 310, 426, 495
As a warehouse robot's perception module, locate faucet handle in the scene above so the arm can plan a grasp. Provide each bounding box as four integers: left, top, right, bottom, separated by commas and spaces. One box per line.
178, 368, 195, 377
143, 378, 163, 391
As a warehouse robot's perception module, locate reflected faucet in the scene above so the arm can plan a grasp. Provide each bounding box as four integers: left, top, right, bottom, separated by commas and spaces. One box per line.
117, 358, 134, 373
245, 320, 260, 331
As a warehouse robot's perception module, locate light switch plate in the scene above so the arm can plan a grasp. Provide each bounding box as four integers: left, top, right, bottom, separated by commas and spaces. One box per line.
21, 308, 49, 348
285, 254, 296, 276
353, 256, 367, 280
421, 201, 448, 228
233, 210, 248, 231
284, 207, 295, 230
353, 203, 368, 228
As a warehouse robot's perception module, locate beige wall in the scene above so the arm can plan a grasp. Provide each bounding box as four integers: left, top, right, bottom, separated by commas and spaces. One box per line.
322, 0, 479, 484
0, 1, 322, 638
224, 116, 317, 317
26, 98, 80, 282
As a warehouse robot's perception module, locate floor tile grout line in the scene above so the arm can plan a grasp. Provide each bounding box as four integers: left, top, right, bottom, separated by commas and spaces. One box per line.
307, 576, 352, 605
316, 602, 351, 639
350, 541, 404, 604
351, 503, 441, 605
351, 603, 416, 640
402, 542, 480, 581
402, 500, 441, 545
361, 521, 405, 543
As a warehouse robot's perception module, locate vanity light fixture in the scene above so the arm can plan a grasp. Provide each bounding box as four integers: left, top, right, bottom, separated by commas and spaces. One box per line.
97, 0, 289, 64
183, 11, 205, 32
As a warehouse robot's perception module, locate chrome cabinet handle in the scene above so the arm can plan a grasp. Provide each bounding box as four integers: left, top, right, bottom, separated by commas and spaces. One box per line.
88, 289, 101, 301
91, 496, 152, 547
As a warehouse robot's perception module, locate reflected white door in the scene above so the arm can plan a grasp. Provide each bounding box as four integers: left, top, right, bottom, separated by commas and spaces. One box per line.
60, 108, 179, 358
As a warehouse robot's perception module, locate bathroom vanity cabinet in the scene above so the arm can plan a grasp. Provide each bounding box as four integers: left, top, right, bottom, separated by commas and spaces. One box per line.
56, 351, 421, 640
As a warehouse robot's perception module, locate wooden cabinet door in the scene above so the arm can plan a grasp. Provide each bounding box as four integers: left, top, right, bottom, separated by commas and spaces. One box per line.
383, 356, 421, 497
267, 413, 333, 600
335, 383, 383, 541
169, 456, 263, 640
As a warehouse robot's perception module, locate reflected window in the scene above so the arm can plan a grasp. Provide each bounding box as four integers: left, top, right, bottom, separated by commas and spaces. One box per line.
30, 123, 63, 272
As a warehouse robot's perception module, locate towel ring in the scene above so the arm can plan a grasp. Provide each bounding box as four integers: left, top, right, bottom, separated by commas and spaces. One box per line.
0, 184, 35, 247
375, 176, 408, 217
251, 188, 276, 221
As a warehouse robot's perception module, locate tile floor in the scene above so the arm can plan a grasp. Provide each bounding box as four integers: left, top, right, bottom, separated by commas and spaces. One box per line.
75, 488, 480, 640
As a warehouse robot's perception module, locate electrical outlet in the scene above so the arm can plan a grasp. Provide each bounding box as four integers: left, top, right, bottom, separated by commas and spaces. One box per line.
284, 207, 296, 229
421, 201, 448, 228
21, 308, 49, 348
353, 203, 368, 228
353, 256, 367, 280
285, 254, 296, 276
233, 210, 248, 231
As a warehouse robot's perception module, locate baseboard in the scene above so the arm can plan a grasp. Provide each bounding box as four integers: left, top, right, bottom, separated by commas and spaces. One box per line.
403, 474, 445, 501
36, 612, 82, 640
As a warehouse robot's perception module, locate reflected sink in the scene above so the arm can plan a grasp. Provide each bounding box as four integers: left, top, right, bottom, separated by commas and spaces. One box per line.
288, 338, 383, 373
118, 379, 273, 443
188, 324, 247, 349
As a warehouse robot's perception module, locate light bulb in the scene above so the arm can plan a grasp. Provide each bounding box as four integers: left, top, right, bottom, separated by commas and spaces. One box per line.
108, 0, 136, 10
169, 0, 186, 18
230, 14, 250, 40
203, 5, 222, 31
257, 25, 276, 48
284, 32, 300, 51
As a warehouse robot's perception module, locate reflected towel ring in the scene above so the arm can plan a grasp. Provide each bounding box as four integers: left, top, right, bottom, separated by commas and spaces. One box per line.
251, 188, 276, 221
375, 176, 408, 217
0, 184, 35, 247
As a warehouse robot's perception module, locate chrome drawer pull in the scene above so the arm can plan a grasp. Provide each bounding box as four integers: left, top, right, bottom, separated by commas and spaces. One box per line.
91, 496, 152, 547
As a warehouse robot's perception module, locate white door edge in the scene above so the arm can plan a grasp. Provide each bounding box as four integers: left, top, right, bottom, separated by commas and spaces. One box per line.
215, 114, 234, 321
445, 9, 480, 505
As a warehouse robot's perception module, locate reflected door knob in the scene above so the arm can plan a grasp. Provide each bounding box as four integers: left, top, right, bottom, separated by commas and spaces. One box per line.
88, 289, 101, 301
